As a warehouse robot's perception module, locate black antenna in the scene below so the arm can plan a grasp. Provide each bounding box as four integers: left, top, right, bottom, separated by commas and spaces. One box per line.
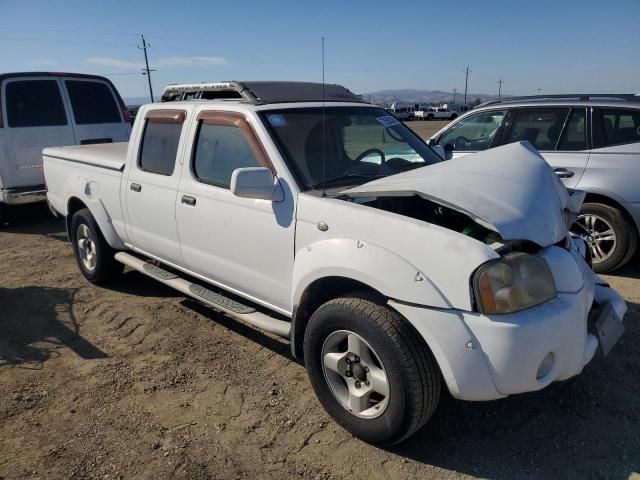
321, 36, 327, 198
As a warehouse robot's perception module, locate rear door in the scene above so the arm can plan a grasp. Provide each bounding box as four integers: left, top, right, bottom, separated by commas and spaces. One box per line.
582, 107, 640, 205
62, 78, 131, 145
504, 107, 588, 188
1, 77, 75, 188
124, 109, 187, 264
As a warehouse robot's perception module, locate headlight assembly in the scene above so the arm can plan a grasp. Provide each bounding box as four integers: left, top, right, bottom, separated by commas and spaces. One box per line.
473, 252, 556, 314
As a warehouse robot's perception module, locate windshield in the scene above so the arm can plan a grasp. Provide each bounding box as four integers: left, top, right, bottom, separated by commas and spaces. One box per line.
259, 106, 441, 191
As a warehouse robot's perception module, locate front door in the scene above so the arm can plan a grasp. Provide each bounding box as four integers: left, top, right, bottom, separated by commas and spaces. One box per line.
176, 110, 295, 312
436, 109, 509, 158
124, 109, 187, 264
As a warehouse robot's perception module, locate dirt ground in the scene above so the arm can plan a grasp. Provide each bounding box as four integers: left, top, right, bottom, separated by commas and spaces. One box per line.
1, 199, 639, 480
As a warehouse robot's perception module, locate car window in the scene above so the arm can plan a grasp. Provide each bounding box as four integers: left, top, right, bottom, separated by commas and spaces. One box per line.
65, 80, 121, 124
193, 123, 262, 188
506, 108, 570, 151
438, 110, 507, 151
138, 121, 182, 175
557, 108, 587, 151
5, 79, 67, 128
599, 109, 640, 147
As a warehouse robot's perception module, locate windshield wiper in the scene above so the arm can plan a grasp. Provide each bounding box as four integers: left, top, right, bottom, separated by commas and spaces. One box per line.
310, 173, 386, 190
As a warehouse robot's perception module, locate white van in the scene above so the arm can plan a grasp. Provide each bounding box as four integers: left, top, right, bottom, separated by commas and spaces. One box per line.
0, 72, 131, 224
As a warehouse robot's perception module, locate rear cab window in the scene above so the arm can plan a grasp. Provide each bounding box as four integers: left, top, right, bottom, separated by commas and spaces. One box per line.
5, 79, 67, 128
138, 110, 186, 175
65, 80, 122, 125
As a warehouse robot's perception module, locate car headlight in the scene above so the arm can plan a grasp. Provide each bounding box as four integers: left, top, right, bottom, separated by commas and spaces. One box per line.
473, 252, 556, 314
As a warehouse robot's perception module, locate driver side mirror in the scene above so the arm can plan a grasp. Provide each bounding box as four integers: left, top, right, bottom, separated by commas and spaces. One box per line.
230, 167, 284, 202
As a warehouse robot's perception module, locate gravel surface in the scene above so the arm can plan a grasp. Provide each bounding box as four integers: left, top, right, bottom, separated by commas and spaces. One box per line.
1, 202, 639, 480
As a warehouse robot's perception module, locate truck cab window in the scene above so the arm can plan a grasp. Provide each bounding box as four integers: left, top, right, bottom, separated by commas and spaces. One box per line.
6, 80, 67, 128
193, 123, 262, 188
138, 121, 182, 175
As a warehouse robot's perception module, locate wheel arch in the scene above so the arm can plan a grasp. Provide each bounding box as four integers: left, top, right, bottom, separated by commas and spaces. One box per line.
583, 191, 640, 234
66, 196, 125, 250
290, 276, 381, 359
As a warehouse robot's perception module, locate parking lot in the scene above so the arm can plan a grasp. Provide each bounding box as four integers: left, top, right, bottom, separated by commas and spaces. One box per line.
1, 185, 639, 479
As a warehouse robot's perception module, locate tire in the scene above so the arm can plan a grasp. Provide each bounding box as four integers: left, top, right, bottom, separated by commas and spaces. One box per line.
574, 202, 637, 273
0, 203, 5, 228
303, 294, 441, 445
70, 208, 123, 284
450, 114, 458, 120
427, 114, 434, 121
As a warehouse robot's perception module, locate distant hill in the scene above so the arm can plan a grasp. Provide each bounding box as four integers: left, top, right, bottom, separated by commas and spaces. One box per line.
360, 89, 505, 106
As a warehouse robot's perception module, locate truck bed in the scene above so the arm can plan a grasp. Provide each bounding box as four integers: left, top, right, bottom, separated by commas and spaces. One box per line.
42, 142, 128, 172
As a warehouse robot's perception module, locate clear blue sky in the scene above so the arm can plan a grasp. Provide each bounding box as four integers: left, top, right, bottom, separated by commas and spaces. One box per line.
2, 0, 639, 100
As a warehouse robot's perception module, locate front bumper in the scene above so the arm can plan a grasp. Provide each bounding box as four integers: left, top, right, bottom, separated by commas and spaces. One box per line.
389, 240, 626, 401
1, 186, 47, 205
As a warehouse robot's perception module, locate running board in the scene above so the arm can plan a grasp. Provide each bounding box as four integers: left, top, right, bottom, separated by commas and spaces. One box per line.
114, 252, 291, 338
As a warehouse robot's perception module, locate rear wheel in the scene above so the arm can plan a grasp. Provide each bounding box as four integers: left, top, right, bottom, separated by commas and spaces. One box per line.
70, 208, 123, 284
303, 294, 441, 445
0, 203, 5, 228
574, 202, 637, 273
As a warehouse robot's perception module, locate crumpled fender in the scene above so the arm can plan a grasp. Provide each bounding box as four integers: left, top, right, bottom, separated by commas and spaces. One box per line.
292, 237, 451, 309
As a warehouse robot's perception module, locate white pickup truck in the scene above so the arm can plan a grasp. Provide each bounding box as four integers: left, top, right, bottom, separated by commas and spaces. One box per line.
415, 107, 458, 121
43, 81, 626, 445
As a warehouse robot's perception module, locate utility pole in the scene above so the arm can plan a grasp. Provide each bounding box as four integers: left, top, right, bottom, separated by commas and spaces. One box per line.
463, 65, 471, 104
537, 88, 542, 95
139, 34, 154, 103
497, 79, 504, 99
453, 88, 457, 103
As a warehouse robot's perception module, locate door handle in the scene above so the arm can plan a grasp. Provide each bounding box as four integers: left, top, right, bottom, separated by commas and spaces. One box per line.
181, 195, 196, 206
553, 168, 574, 179
130, 183, 142, 192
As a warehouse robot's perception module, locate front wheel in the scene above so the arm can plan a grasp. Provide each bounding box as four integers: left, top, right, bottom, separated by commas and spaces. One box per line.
70, 208, 124, 284
303, 294, 441, 445
574, 202, 637, 273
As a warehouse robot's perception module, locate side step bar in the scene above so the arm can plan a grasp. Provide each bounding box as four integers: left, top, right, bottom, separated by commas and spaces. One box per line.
114, 252, 291, 338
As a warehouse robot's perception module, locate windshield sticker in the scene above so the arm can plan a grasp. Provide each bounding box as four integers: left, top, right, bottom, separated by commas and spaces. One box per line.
376, 115, 401, 128
268, 114, 287, 127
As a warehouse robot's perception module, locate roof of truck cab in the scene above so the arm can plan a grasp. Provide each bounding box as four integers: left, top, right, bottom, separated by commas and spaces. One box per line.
150, 100, 379, 111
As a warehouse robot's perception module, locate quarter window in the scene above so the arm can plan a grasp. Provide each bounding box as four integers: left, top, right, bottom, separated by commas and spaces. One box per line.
138, 121, 183, 175
193, 123, 262, 188
65, 80, 121, 124
598, 109, 640, 147
506, 108, 570, 151
438, 110, 507, 151
5, 79, 67, 128
557, 108, 587, 151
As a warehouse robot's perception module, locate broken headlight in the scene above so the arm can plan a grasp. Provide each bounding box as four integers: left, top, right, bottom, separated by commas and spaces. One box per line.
473, 252, 556, 314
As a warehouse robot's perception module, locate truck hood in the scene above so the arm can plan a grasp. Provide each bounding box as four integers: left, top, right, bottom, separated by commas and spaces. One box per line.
343, 142, 570, 247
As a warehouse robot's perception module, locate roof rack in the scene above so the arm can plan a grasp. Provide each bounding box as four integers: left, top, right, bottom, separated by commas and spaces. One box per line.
160, 81, 366, 104
476, 93, 640, 108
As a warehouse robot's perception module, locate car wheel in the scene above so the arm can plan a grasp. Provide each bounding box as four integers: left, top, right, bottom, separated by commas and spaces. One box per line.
70, 208, 124, 284
0, 203, 5, 228
427, 114, 434, 120
303, 294, 441, 445
574, 203, 637, 273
